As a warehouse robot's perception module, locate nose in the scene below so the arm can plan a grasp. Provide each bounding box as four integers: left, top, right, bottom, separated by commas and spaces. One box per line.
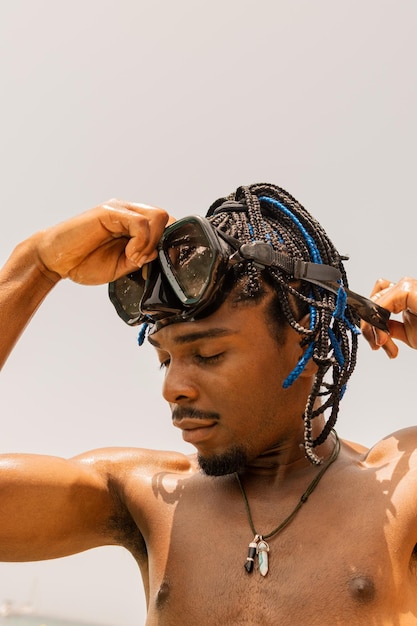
162, 360, 199, 405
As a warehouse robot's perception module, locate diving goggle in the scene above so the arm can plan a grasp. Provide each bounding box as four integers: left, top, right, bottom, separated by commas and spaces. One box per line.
108, 215, 390, 332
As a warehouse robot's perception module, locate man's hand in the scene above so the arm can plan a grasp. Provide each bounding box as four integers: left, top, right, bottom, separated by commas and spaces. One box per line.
361, 277, 417, 358
32, 199, 171, 285
0, 200, 171, 369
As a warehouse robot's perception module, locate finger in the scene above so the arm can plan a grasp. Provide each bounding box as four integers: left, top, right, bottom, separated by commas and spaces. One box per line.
387, 318, 411, 345
121, 214, 165, 267
361, 279, 394, 355
363, 277, 417, 355
379, 338, 399, 359
360, 279, 394, 350
361, 321, 381, 350
402, 309, 417, 349
99, 202, 169, 266
361, 321, 399, 358
118, 204, 174, 266
374, 321, 399, 358
371, 277, 417, 316
100, 202, 168, 238
369, 278, 394, 298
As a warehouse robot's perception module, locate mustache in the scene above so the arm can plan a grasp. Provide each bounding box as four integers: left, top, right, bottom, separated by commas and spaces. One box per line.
172, 407, 220, 422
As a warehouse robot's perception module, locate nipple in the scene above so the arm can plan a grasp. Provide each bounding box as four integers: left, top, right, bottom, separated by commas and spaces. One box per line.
349, 575, 376, 602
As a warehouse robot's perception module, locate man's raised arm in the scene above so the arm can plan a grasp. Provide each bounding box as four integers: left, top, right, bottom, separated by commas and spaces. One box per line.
0, 199, 169, 369
0, 199, 170, 561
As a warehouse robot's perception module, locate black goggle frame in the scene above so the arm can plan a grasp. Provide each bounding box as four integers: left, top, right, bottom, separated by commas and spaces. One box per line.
108, 215, 390, 332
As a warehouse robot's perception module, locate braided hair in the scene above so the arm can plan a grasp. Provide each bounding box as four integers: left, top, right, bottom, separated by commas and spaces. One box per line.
206, 183, 359, 465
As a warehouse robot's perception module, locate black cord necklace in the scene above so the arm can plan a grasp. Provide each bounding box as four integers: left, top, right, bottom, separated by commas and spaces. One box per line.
236, 430, 340, 576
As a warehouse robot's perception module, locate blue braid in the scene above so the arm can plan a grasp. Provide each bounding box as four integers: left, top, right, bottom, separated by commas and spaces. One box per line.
310, 302, 317, 326
344, 317, 361, 336
332, 286, 361, 338
259, 196, 324, 390
333, 286, 347, 320
283, 342, 315, 389
283, 301, 317, 388
259, 196, 322, 263
328, 327, 345, 367
260, 196, 356, 395
137, 323, 149, 346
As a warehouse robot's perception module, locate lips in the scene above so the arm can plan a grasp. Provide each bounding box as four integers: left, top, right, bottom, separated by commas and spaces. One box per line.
173, 417, 218, 445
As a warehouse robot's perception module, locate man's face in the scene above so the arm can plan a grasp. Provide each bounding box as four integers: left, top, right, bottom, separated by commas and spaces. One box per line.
149, 291, 312, 475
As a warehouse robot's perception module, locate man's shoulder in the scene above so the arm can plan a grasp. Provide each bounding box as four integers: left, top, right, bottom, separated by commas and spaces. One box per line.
74, 446, 197, 480
346, 426, 417, 469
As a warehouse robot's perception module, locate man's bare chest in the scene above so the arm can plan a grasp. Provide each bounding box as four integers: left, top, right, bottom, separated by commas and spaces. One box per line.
134, 467, 417, 625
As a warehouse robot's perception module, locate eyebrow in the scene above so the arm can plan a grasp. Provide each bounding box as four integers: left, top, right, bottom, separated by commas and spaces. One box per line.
148, 327, 237, 348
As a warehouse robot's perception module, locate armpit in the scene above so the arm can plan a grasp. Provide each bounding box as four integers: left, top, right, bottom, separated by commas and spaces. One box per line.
104, 480, 147, 560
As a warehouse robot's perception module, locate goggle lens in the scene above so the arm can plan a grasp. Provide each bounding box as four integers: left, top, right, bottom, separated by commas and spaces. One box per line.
161, 221, 215, 301
108, 270, 145, 325
109, 216, 226, 326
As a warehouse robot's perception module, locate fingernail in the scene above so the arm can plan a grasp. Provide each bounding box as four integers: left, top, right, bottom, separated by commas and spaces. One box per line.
128, 251, 142, 267
374, 329, 386, 347
137, 255, 150, 268
371, 327, 381, 348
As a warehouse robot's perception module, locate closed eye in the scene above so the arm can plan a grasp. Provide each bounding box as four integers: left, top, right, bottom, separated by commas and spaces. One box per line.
194, 353, 224, 365
158, 351, 225, 370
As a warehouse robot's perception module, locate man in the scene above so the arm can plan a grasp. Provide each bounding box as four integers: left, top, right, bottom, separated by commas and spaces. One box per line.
1, 182, 417, 624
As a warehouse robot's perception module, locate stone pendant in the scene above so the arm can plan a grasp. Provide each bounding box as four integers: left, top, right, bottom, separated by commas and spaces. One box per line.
244, 537, 258, 573
257, 539, 270, 576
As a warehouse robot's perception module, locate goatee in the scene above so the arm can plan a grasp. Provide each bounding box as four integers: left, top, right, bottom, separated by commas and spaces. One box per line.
198, 445, 248, 476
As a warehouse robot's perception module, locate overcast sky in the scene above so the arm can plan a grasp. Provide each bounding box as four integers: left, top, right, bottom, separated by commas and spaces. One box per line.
1, 1, 417, 624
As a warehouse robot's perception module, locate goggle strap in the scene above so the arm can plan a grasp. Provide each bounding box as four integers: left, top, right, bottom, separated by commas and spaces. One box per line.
238, 242, 341, 282
301, 278, 390, 332
208, 200, 247, 217
237, 242, 390, 331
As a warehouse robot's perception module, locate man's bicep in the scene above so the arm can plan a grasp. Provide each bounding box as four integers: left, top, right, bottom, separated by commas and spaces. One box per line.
0, 452, 117, 562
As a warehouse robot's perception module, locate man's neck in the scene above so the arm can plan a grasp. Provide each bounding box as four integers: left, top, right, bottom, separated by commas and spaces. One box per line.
241, 423, 337, 482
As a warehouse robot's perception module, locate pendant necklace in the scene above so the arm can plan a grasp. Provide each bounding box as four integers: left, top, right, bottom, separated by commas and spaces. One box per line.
236, 430, 340, 577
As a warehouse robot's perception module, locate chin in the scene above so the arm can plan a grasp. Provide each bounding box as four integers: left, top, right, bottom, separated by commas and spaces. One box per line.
197, 445, 248, 476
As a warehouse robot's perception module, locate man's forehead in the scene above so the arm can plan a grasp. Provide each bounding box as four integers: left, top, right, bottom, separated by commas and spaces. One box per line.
148, 325, 239, 348
147, 286, 282, 349
147, 297, 266, 347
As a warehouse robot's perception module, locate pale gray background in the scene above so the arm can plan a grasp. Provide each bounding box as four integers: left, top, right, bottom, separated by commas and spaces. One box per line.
0, 1, 416, 624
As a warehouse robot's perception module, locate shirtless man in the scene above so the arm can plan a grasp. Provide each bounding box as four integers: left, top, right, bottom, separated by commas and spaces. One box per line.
1, 182, 417, 625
